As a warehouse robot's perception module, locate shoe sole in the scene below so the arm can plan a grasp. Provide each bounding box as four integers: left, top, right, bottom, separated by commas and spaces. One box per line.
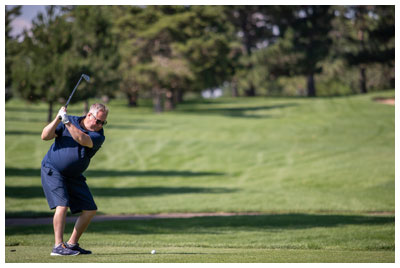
50, 252, 80, 256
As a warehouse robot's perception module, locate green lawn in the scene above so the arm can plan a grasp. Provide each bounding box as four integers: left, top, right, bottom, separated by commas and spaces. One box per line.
4, 91, 395, 262
5, 214, 395, 262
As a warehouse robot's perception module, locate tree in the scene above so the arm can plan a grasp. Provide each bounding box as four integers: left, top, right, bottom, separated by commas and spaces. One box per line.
5, 5, 22, 101
266, 6, 334, 97
132, 5, 196, 112
64, 6, 120, 112
114, 6, 236, 112
292, 6, 334, 97
112, 6, 184, 111
11, 6, 73, 121
111, 5, 147, 107
224, 6, 277, 96
176, 6, 237, 99
338, 5, 395, 93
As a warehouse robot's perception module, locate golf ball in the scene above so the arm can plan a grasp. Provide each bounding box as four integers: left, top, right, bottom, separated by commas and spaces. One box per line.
151, 250, 156, 254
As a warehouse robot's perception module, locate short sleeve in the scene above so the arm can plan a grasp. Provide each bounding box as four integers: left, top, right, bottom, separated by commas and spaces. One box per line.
88, 131, 105, 150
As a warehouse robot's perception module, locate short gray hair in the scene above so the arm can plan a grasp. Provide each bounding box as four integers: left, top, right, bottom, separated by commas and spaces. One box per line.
89, 103, 109, 117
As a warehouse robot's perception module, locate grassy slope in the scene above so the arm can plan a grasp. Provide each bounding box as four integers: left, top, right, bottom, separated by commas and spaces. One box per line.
5, 91, 395, 215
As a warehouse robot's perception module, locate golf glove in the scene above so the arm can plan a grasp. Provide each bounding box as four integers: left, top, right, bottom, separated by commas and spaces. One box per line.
57, 107, 69, 124
61, 113, 70, 124
57, 107, 66, 117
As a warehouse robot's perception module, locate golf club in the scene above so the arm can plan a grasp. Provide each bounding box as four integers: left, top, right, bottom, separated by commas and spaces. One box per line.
59, 74, 90, 120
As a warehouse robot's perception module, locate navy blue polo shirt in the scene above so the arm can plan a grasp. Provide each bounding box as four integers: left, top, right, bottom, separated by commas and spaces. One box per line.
42, 115, 105, 178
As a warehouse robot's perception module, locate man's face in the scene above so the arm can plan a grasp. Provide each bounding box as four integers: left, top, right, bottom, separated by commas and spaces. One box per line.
87, 111, 107, 132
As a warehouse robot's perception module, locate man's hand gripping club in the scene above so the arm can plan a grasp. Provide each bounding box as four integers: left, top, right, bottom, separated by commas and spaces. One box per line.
58, 107, 70, 124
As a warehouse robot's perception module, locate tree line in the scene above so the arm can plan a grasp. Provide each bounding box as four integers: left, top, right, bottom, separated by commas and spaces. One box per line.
5, 5, 395, 119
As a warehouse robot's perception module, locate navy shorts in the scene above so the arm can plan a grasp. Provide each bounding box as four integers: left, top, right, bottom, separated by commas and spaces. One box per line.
41, 163, 97, 214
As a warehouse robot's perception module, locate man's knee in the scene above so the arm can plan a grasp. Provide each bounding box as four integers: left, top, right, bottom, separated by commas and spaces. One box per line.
83, 209, 97, 216
55, 206, 69, 213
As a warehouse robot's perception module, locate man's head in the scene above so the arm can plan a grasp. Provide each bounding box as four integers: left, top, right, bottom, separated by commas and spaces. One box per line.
84, 103, 109, 132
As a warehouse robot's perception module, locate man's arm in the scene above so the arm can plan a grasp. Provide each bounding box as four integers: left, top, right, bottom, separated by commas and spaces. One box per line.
65, 123, 93, 148
42, 107, 93, 148
41, 107, 69, 140
41, 116, 61, 140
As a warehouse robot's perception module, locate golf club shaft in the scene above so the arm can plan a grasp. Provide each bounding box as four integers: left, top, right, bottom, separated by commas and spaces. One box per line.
66, 75, 84, 108
58, 75, 84, 120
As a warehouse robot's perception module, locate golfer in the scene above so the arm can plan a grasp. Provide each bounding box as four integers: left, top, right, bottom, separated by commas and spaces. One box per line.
41, 103, 108, 256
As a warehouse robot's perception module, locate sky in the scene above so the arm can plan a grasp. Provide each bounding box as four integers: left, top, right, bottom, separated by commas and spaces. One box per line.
6, 5, 47, 38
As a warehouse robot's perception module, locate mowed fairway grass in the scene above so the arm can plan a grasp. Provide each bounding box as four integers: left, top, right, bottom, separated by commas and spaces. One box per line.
5, 91, 395, 262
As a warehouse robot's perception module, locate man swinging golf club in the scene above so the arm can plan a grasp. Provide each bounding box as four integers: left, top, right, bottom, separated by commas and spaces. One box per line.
41, 102, 108, 256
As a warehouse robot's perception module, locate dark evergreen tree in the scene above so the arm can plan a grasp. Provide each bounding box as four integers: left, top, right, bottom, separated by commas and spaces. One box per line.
5, 5, 22, 102
11, 6, 73, 121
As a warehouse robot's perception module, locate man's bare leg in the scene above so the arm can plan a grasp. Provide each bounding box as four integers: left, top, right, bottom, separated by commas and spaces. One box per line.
67, 210, 97, 245
54, 206, 68, 245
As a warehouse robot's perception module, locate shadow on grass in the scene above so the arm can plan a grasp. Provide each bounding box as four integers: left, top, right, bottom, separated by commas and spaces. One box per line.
5, 211, 56, 219
5, 130, 42, 136
5, 210, 116, 219
5, 186, 236, 199
93, 214, 394, 233
5, 117, 48, 123
177, 103, 298, 119
5, 107, 51, 114
5, 167, 224, 178
5, 214, 394, 235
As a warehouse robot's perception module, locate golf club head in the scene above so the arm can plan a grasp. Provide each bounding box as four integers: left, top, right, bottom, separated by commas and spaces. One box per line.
82, 74, 90, 82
